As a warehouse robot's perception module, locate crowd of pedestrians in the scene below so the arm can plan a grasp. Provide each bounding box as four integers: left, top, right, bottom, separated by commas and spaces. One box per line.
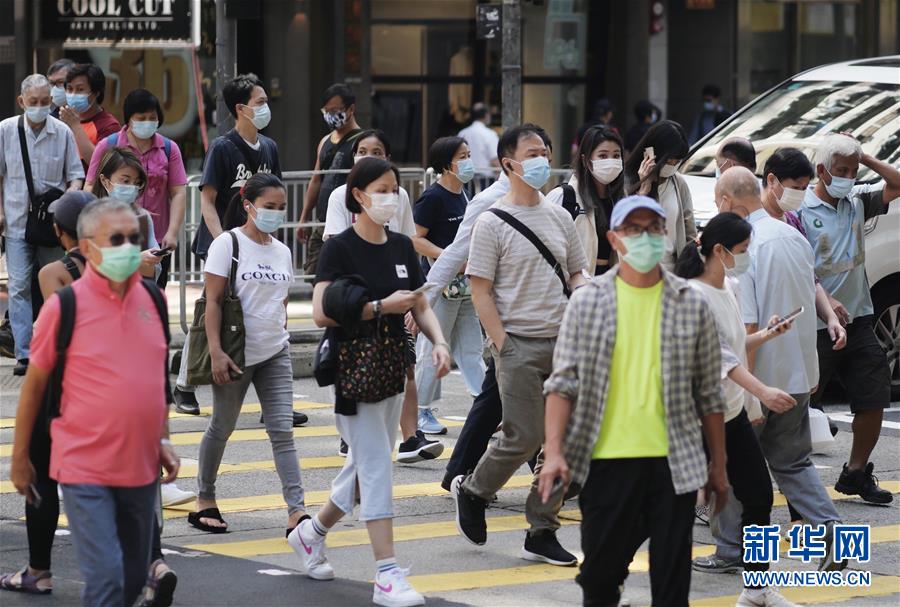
1, 62, 897, 607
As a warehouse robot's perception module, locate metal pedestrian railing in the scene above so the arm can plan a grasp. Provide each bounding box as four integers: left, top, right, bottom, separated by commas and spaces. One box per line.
175, 167, 573, 333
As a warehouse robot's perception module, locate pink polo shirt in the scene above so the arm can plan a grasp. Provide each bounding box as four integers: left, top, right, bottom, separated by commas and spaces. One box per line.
30, 266, 168, 487
86, 126, 188, 240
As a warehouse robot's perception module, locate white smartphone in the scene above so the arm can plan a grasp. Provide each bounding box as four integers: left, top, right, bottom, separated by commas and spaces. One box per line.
644, 146, 655, 161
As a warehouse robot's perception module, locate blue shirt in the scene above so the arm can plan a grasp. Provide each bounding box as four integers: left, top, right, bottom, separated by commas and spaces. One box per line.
798, 184, 887, 325
739, 209, 819, 395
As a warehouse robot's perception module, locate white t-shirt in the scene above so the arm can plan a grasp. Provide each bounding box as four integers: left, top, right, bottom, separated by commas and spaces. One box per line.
323, 184, 415, 238
205, 228, 294, 366
458, 120, 499, 176
690, 278, 761, 422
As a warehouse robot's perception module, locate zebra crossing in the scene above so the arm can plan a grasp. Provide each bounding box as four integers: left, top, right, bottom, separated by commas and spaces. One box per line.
2, 390, 899, 606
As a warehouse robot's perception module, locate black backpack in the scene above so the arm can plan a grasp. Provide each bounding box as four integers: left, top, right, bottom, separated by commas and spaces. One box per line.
44, 279, 173, 426
559, 183, 583, 222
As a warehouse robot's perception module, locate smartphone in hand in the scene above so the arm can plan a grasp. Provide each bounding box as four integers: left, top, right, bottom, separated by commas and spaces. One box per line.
769, 306, 803, 333
152, 247, 174, 258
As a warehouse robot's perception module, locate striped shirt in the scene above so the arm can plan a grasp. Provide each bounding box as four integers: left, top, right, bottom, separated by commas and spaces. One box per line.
467, 197, 588, 338
0, 115, 84, 239
544, 267, 725, 495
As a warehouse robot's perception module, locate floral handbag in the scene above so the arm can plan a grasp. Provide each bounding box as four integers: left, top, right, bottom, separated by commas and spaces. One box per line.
337, 318, 406, 403
442, 273, 471, 300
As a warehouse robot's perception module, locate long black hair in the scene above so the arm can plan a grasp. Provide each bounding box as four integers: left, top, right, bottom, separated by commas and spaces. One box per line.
223, 172, 285, 230
674, 212, 752, 279
624, 120, 689, 199
573, 125, 625, 224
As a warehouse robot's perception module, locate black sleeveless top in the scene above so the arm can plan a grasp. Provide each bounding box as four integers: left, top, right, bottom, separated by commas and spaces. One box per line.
63, 251, 86, 280
315, 129, 363, 221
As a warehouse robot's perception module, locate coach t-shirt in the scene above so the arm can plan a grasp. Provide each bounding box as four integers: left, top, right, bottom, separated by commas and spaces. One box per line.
205, 229, 294, 366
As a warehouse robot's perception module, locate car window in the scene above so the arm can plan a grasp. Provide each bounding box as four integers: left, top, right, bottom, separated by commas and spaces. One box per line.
682, 80, 900, 183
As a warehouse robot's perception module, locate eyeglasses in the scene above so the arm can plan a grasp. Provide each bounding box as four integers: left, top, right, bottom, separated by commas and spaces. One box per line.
615, 224, 665, 237
106, 233, 142, 246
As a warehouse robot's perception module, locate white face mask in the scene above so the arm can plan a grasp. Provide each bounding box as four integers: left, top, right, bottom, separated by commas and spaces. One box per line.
590, 158, 622, 184
659, 164, 678, 179
775, 181, 806, 212
362, 192, 399, 225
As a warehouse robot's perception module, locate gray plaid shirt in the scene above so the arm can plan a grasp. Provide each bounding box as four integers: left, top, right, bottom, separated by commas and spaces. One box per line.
544, 266, 725, 495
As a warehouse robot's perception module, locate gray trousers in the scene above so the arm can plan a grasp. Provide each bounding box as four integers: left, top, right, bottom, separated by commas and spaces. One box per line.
713, 394, 840, 558
197, 346, 305, 513
461, 334, 561, 532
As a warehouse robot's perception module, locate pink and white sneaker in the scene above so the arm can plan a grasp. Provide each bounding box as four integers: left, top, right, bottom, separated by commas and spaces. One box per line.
287, 519, 334, 581
373, 567, 424, 607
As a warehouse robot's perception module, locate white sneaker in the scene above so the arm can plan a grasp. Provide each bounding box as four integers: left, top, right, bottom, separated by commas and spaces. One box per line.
287, 519, 335, 581
160, 482, 196, 507
736, 586, 798, 607
373, 567, 424, 607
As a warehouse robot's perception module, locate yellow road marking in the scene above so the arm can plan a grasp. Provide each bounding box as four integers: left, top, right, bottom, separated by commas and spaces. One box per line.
0, 417, 463, 457
0, 448, 454, 494
54, 475, 533, 527
0, 400, 332, 428
187, 509, 583, 558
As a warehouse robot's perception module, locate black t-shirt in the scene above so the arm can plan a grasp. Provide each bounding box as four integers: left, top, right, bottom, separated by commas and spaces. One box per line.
315, 129, 363, 221
193, 130, 282, 256
315, 227, 424, 336
595, 197, 615, 274
413, 183, 467, 250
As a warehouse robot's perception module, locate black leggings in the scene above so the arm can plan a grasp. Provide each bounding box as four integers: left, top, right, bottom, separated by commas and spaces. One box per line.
26, 407, 164, 570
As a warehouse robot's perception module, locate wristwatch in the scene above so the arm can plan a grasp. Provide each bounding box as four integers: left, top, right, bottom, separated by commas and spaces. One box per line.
372, 299, 382, 318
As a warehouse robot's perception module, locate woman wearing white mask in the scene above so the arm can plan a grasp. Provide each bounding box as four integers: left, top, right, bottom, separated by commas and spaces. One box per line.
411, 137, 485, 436
675, 212, 799, 607
85, 89, 187, 288
547, 125, 626, 275
190, 173, 311, 540
324, 129, 415, 240
90, 147, 161, 279
624, 119, 696, 271
306, 157, 450, 606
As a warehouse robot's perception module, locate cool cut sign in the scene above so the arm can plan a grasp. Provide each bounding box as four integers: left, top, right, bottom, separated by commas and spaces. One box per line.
42, 0, 196, 44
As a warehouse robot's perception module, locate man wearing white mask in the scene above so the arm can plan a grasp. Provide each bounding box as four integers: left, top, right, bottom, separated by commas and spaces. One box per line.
46, 58, 75, 119
798, 133, 899, 505
451, 125, 587, 566
0, 74, 84, 376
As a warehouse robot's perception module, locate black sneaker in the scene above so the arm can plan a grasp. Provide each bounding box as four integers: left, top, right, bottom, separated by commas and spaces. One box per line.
835, 462, 893, 505
173, 388, 200, 415
259, 411, 309, 427
451, 475, 487, 545
397, 430, 444, 463
521, 530, 577, 566
339, 439, 349, 457
12, 358, 28, 376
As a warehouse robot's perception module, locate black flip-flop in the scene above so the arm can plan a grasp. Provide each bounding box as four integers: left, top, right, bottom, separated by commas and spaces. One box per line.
187, 508, 228, 534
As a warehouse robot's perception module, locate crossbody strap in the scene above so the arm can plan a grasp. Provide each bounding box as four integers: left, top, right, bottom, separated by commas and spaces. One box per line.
487, 208, 571, 298
228, 230, 240, 296
17, 116, 37, 208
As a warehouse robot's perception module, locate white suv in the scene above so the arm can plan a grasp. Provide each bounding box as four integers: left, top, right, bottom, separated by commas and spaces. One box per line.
678, 56, 900, 400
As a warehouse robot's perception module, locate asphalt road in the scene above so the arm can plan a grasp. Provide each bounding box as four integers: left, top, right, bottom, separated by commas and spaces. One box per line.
1, 360, 898, 606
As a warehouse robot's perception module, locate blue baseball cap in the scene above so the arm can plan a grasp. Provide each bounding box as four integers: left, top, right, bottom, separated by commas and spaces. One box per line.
48, 190, 96, 233
610, 195, 666, 230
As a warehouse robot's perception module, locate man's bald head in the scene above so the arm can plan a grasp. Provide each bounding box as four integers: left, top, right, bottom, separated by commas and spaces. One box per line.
715, 166, 762, 216
716, 137, 756, 173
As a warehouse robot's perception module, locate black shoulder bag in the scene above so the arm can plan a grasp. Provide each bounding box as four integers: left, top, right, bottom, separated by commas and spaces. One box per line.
17, 116, 66, 247
487, 208, 571, 299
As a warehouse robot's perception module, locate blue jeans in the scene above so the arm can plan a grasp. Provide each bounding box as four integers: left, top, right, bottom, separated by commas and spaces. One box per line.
4, 237, 63, 360
61, 482, 157, 607
415, 295, 485, 405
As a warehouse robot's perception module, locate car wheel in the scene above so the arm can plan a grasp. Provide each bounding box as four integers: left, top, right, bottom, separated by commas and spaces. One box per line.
872, 274, 900, 402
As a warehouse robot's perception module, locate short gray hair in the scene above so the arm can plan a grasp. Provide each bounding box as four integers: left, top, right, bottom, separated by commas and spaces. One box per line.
77, 199, 135, 239
815, 134, 862, 171
21, 74, 50, 96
